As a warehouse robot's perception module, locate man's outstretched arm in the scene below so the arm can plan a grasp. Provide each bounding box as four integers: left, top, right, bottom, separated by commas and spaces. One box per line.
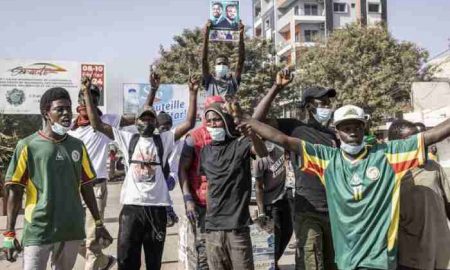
252, 69, 293, 126
82, 77, 114, 140
243, 118, 302, 155
174, 75, 199, 141
423, 118, 450, 147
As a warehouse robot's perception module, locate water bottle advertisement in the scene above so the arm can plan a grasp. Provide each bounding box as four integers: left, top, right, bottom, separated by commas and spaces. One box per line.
123, 83, 206, 126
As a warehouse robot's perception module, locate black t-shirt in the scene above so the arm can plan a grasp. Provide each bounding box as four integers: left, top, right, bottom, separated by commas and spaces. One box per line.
277, 118, 338, 213
200, 137, 252, 230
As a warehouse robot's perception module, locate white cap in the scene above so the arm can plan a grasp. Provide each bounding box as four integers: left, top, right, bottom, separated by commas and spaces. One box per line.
333, 105, 367, 126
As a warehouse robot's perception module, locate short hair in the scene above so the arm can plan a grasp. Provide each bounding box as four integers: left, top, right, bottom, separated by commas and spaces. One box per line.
226, 4, 237, 10
414, 122, 427, 132
213, 2, 223, 8
216, 54, 229, 63
40, 87, 71, 117
157, 111, 173, 127
387, 119, 417, 140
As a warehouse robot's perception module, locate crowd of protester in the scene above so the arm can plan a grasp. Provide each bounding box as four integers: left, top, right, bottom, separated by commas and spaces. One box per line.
1, 20, 450, 270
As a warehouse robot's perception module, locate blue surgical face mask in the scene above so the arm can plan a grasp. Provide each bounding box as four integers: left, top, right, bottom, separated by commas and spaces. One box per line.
207, 127, 226, 141
51, 122, 70, 136
215, 65, 229, 78
313, 108, 332, 124
341, 141, 365, 155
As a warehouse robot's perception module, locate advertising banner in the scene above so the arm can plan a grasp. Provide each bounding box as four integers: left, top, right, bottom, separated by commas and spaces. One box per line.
0, 59, 81, 114
210, 0, 240, 42
123, 83, 206, 126
81, 63, 105, 106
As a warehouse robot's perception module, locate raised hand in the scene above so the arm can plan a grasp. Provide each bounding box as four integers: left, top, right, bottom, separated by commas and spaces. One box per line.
188, 74, 200, 93
149, 71, 161, 90
275, 68, 294, 88
205, 20, 212, 32
239, 20, 245, 34
81, 76, 92, 93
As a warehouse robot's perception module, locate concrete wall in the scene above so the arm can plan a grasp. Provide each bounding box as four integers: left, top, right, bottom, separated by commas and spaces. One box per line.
332, 0, 358, 29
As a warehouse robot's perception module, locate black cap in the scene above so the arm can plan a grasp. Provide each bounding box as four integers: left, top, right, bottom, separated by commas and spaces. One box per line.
299, 86, 336, 108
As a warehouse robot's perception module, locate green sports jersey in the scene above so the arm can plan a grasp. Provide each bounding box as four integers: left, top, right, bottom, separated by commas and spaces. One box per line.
5, 131, 96, 246
300, 133, 425, 270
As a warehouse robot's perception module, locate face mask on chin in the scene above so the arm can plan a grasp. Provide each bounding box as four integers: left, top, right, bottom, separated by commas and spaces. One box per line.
312, 107, 332, 124
207, 127, 226, 141
215, 65, 229, 79
340, 141, 365, 156
51, 122, 70, 136
136, 123, 155, 137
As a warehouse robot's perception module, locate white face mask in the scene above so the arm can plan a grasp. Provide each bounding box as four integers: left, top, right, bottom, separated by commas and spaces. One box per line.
51, 122, 70, 136
215, 65, 229, 78
341, 141, 365, 155
313, 108, 332, 124
207, 127, 226, 141
265, 141, 275, 152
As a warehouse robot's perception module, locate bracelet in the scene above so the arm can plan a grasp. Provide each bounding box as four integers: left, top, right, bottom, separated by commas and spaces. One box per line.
183, 194, 194, 203
3, 231, 15, 237
94, 219, 104, 227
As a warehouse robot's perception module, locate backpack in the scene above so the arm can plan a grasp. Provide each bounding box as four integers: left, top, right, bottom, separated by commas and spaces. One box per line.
128, 133, 171, 182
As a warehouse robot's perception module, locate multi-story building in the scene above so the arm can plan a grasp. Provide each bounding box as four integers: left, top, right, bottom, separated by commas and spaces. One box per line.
253, 0, 388, 64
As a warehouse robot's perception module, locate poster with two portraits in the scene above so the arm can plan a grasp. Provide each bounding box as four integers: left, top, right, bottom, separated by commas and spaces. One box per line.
210, 1, 240, 42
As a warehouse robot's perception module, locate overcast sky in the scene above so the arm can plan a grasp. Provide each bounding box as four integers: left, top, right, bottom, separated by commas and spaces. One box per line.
0, 0, 448, 113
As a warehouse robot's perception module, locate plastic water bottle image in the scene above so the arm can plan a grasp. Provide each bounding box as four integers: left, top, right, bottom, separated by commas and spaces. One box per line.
127, 88, 139, 113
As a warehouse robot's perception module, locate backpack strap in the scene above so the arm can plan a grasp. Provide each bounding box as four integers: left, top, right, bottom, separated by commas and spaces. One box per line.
153, 134, 171, 181
128, 133, 141, 165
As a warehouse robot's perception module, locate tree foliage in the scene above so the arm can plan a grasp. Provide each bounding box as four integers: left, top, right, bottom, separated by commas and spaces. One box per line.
293, 23, 430, 126
0, 115, 41, 169
153, 27, 297, 115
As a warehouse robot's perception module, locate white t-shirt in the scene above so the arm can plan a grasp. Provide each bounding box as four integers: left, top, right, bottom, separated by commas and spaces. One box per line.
113, 127, 175, 206
68, 114, 121, 179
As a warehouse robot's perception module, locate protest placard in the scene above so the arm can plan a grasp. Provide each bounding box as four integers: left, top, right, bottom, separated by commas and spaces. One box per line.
123, 83, 206, 126
210, 0, 240, 42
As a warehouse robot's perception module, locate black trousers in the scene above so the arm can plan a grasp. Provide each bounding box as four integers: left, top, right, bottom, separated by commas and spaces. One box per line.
117, 205, 167, 270
265, 195, 294, 263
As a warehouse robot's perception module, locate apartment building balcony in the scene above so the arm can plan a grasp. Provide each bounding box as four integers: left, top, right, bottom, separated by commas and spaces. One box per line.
276, 40, 292, 56
254, 15, 262, 29
277, 8, 325, 33
277, 0, 297, 9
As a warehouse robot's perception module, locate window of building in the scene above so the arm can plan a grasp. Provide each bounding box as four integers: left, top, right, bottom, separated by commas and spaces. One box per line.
304, 4, 318, 15
265, 19, 270, 28
304, 30, 319, 42
368, 3, 380, 13
294, 5, 299, 15
333, 2, 347, 13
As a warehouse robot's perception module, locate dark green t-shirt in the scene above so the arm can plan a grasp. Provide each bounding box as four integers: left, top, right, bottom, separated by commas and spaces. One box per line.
5, 131, 96, 246
300, 134, 425, 270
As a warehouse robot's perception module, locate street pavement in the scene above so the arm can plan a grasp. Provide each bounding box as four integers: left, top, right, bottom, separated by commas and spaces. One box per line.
0, 181, 295, 269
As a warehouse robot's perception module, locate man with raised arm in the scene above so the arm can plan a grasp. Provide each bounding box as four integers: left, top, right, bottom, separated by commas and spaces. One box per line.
253, 70, 338, 270
81, 75, 199, 270
69, 74, 157, 270
239, 104, 450, 270
202, 19, 245, 98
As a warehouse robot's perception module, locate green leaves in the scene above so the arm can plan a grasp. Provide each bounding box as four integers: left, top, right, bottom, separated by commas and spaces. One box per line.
293, 23, 430, 126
